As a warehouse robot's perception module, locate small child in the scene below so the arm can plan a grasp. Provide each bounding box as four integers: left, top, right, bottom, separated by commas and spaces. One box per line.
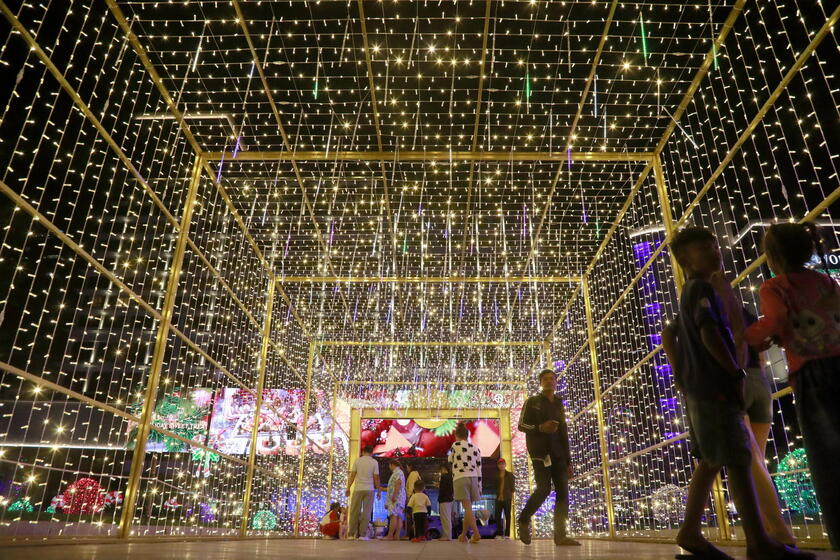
745, 222, 840, 550
666, 227, 811, 560
407, 480, 431, 542
319, 501, 341, 539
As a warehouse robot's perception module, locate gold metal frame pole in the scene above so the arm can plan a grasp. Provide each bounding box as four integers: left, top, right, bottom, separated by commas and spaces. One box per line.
346, 408, 362, 526
325, 378, 340, 502
342, 380, 525, 386
320, 341, 541, 347
118, 155, 203, 539
278, 276, 580, 284
499, 407, 516, 540
348, 408, 361, 482
581, 277, 616, 538
293, 341, 317, 536
239, 279, 276, 537
202, 150, 654, 163
653, 155, 684, 288
359, 408, 501, 419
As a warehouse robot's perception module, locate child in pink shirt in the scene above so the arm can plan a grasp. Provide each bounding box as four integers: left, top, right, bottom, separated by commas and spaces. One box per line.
745, 222, 840, 550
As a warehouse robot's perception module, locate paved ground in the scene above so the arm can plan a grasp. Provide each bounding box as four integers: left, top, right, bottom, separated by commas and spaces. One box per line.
0, 538, 837, 560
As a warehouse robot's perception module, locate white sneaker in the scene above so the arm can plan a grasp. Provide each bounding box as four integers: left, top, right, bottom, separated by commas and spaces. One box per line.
358, 536, 372, 541
346, 536, 357, 541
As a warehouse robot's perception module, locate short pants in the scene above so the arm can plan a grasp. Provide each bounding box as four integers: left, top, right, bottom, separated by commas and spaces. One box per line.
685, 395, 752, 468
453, 476, 481, 502
743, 367, 773, 424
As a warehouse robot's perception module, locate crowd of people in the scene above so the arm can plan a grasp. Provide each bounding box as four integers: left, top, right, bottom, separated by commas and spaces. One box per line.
329, 421, 490, 543
323, 223, 839, 556
321, 369, 579, 546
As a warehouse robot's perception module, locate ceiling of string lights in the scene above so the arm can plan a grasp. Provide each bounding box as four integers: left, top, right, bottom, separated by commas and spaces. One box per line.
114, 0, 734, 349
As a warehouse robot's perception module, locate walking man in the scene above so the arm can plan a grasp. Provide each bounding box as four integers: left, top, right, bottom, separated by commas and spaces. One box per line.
517, 369, 581, 546
346, 444, 380, 540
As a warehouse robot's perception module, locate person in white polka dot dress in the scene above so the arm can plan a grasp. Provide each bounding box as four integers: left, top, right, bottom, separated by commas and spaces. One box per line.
447, 422, 483, 544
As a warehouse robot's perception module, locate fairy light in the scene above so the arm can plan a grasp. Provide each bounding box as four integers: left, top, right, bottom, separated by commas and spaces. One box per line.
639, 12, 648, 65
0, 0, 835, 544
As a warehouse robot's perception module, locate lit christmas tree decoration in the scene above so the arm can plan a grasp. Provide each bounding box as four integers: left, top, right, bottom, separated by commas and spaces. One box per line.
252, 509, 278, 531
8, 497, 35, 514
775, 449, 821, 517
62, 478, 106, 515
0, 0, 835, 550
650, 484, 688, 526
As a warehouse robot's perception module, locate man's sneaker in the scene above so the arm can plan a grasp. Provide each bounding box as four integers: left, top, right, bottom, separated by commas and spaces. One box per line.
346, 536, 357, 541
555, 536, 581, 546
517, 521, 531, 545
358, 536, 372, 541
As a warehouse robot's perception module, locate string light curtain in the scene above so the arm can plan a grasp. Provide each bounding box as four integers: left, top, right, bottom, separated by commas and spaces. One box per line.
0, 0, 837, 547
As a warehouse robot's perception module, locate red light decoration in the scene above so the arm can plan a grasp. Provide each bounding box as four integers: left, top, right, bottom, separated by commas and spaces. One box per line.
62, 478, 105, 515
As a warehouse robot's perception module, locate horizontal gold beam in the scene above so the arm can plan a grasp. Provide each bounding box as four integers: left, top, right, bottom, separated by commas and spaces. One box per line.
342, 380, 525, 385
279, 276, 580, 284
203, 150, 653, 163
319, 340, 541, 347
360, 408, 501, 419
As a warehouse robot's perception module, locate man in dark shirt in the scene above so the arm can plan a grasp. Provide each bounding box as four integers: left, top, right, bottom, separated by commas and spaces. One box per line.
516, 368, 580, 546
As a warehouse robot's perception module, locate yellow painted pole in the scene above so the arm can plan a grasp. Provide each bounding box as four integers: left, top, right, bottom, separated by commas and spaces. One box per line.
240, 280, 276, 536
347, 408, 361, 530
202, 150, 654, 163
342, 380, 524, 386
581, 277, 616, 538
277, 276, 581, 284
325, 378, 340, 502
348, 408, 361, 477
653, 155, 684, 288
320, 340, 541, 347
293, 342, 317, 536
118, 155, 203, 538
500, 407, 515, 539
